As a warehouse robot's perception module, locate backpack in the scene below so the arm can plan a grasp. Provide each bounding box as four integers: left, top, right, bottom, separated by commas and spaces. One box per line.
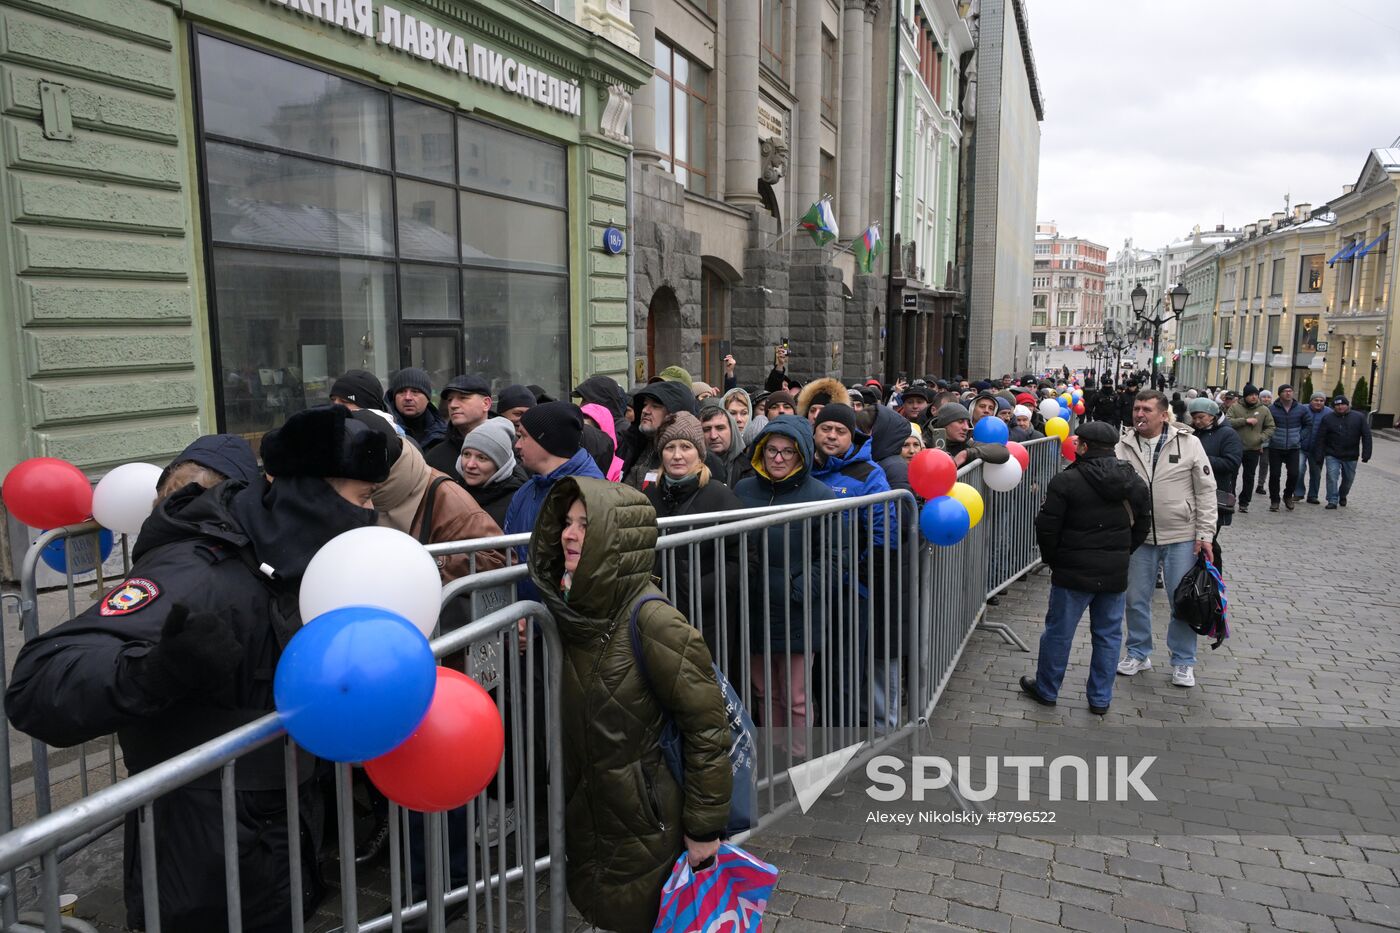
628, 594, 758, 837
1172, 554, 1229, 649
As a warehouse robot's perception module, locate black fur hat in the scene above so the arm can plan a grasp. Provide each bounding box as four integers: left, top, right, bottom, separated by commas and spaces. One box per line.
261, 405, 392, 482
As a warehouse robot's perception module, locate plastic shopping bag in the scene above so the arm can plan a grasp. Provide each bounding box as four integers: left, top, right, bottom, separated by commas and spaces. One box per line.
652, 843, 779, 933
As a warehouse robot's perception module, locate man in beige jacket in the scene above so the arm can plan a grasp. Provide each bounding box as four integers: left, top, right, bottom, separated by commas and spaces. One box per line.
1114, 390, 1218, 688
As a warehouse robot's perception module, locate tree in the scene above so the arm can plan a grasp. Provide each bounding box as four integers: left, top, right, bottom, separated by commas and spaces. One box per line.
1352, 377, 1370, 410
1332, 378, 1346, 399
1302, 375, 1315, 400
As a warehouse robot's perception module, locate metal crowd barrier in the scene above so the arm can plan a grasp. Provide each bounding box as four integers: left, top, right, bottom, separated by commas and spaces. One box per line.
0, 435, 1060, 930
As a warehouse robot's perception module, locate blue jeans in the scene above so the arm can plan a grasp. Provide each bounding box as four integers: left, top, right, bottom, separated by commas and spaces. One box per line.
1294, 455, 1324, 500
1124, 541, 1199, 667
1035, 585, 1124, 708
1325, 457, 1358, 505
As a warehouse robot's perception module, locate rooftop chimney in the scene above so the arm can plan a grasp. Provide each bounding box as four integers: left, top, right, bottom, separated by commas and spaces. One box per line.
1244, 223, 1257, 238
1343, 184, 1355, 195
1294, 203, 1312, 221
1271, 212, 1286, 227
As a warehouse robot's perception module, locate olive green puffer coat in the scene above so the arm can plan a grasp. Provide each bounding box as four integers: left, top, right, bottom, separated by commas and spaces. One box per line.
528, 477, 732, 933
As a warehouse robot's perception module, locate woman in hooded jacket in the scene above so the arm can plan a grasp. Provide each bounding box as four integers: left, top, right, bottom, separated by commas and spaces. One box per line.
580, 402, 625, 481
528, 478, 731, 933
457, 418, 528, 529
734, 416, 835, 756
721, 386, 765, 444
643, 413, 744, 675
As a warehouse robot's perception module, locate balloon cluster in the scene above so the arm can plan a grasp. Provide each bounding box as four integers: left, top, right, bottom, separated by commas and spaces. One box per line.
277, 526, 504, 812
908, 438, 1026, 548
4, 457, 163, 574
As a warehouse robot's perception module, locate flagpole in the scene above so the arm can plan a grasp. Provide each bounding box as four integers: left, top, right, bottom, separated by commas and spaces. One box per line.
831, 220, 882, 257
769, 219, 806, 248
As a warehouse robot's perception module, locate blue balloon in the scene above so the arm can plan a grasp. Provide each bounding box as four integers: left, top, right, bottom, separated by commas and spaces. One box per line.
972, 416, 1009, 444
40, 529, 114, 575
1071, 391, 1083, 403
920, 496, 971, 546
1059, 404, 1072, 419
275, 605, 436, 763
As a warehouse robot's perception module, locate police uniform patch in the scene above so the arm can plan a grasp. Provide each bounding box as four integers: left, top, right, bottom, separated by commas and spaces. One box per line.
100, 578, 161, 616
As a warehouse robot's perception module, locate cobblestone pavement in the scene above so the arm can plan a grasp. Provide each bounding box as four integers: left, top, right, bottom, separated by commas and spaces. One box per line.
747, 453, 1400, 932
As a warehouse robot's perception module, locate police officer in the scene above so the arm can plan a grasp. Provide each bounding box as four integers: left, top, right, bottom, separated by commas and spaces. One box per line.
6, 405, 394, 932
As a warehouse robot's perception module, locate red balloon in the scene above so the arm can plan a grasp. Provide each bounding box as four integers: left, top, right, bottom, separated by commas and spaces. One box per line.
1061, 436, 1078, 461
365, 668, 504, 812
1006, 441, 1031, 472
909, 448, 957, 499
2, 458, 93, 529
1073, 402, 1086, 415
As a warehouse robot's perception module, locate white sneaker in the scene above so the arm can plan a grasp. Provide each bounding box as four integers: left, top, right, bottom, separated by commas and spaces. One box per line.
1117, 656, 1152, 676
1171, 665, 1196, 688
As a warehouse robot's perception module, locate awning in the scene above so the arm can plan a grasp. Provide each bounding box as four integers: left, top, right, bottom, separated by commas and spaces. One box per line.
1354, 230, 1389, 259
1328, 240, 1361, 266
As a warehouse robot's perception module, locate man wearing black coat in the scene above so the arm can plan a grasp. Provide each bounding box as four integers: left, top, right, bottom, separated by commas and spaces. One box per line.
6, 406, 392, 932
1316, 394, 1373, 508
1021, 422, 1150, 715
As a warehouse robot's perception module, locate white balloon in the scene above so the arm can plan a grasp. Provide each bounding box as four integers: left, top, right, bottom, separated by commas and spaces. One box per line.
92, 462, 164, 535
984, 458, 1024, 492
1037, 399, 1061, 420
299, 526, 443, 637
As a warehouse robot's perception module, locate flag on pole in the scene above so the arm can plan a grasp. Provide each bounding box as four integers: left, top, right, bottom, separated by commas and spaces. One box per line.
854, 224, 883, 273
799, 197, 839, 246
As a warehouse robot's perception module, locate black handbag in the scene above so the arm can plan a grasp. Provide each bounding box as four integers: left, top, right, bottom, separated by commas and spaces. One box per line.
1216, 489, 1237, 513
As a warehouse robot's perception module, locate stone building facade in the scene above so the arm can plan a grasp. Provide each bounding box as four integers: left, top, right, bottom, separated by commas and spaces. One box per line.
626, 0, 892, 388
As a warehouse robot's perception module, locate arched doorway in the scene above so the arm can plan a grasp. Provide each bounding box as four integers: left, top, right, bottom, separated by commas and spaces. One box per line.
646, 287, 682, 378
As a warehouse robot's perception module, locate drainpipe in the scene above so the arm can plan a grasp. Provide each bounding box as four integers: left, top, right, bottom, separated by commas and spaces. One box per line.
625, 149, 636, 385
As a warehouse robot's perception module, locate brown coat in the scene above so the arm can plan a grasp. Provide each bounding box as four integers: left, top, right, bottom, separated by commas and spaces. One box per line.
411, 471, 506, 580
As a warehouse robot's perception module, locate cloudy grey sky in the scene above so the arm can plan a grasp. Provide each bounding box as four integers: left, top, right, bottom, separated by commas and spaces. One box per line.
1031, 0, 1400, 256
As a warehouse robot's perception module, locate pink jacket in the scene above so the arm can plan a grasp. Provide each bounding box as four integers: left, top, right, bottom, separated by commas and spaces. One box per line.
579, 402, 624, 482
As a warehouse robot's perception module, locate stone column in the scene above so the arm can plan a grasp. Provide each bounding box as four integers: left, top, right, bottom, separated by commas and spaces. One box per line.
628, 0, 660, 162
793, 0, 823, 215
837, 0, 865, 235
724, 0, 762, 205
860, 0, 878, 232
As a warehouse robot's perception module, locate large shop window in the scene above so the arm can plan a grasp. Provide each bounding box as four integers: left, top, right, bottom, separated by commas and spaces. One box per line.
196, 34, 569, 437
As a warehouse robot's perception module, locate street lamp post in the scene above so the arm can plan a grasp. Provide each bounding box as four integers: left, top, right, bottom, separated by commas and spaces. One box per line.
1132, 282, 1190, 387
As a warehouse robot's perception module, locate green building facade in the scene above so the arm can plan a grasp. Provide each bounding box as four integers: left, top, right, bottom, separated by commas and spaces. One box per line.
0, 0, 648, 476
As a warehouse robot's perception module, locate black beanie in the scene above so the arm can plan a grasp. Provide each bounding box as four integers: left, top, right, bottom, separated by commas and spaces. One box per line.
497, 384, 537, 413
388, 367, 432, 398
329, 369, 387, 412
261, 405, 392, 482
813, 404, 869, 447
519, 401, 583, 459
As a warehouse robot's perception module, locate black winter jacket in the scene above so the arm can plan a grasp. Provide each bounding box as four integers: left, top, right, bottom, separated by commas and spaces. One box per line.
1315, 409, 1373, 462
465, 463, 528, 529
1193, 419, 1243, 528
645, 472, 744, 671
868, 404, 913, 493
6, 477, 374, 930
1034, 452, 1150, 593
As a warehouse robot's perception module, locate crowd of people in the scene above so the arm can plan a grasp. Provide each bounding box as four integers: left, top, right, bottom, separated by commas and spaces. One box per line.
1023, 368, 1376, 718
1, 348, 1382, 932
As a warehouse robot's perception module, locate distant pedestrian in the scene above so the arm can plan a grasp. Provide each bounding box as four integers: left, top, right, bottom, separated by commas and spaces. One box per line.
1188, 399, 1242, 572
1266, 385, 1305, 511
1115, 390, 1217, 689
1316, 395, 1373, 509
1295, 391, 1330, 504
1226, 384, 1274, 513
1022, 423, 1149, 715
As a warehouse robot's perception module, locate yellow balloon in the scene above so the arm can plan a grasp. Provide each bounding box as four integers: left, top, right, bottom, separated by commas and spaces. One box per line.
1046, 416, 1070, 439
1060, 393, 1072, 405
948, 481, 984, 529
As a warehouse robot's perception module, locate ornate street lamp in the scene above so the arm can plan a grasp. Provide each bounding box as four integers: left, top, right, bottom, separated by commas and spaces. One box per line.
1130, 282, 1190, 385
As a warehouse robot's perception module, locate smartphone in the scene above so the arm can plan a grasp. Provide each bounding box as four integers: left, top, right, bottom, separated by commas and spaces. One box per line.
897, 372, 908, 384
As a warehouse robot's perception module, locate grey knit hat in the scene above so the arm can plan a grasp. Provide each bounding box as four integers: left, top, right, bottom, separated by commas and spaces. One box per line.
461, 417, 517, 470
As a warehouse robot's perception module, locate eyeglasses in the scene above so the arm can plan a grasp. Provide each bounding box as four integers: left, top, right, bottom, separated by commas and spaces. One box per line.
764, 446, 799, 460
